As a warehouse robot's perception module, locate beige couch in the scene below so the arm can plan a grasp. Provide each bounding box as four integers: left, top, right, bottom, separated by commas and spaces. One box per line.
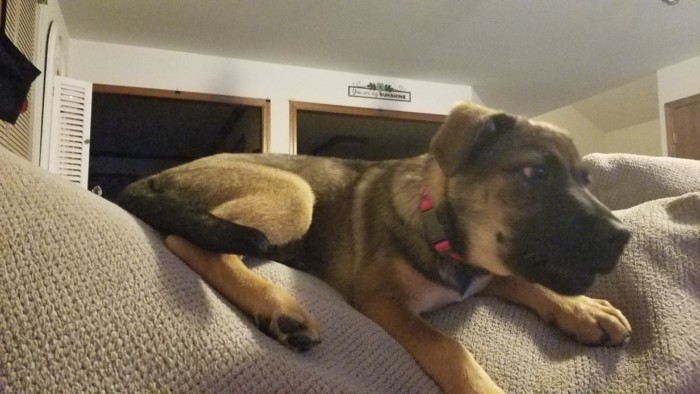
1, 146, 699, 393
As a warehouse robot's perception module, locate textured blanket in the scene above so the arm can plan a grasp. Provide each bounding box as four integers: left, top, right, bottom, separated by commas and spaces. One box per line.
1, 147, 699, 393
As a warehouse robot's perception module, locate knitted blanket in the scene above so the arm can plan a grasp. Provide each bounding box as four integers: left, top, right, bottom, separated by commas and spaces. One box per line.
1, 147, 699, 393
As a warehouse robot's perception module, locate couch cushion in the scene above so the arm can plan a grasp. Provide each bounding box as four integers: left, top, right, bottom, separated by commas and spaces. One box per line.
2, 147, 699, 393
583, 153, 700, 210
0, 147, 437, 392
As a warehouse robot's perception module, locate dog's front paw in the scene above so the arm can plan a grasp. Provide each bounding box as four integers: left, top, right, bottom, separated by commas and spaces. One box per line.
253, 288, 321, 352
550, 296, 632, 346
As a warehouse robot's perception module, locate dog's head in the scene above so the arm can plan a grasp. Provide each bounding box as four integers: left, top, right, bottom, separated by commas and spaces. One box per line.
429, 102, 630, 295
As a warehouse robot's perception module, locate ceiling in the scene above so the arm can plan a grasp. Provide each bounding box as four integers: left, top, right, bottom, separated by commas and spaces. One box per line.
58, 1, 700, 121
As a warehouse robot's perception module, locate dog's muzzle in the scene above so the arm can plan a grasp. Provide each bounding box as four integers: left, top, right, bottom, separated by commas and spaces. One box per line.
508, 191, 632, 296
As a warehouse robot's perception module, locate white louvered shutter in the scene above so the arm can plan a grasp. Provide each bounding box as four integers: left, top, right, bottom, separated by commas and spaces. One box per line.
48, 76, 93, 188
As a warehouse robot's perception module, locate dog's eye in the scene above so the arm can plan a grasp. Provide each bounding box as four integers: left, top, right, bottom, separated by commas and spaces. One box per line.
522, 165, 547, 181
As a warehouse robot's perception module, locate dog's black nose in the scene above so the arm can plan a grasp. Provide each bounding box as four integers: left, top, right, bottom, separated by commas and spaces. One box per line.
588, 219, 630, 274
603, 220, 631, 250
595, 218, 630, 269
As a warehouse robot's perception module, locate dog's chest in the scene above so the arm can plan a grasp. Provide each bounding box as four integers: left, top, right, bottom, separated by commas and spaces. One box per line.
460, 274, 493, 299
395, 260, 493, 313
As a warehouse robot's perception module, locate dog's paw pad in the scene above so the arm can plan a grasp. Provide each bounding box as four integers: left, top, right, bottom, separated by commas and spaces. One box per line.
256, 313, 321, 352
287, 332, 321, 352
277, 315, 303, 334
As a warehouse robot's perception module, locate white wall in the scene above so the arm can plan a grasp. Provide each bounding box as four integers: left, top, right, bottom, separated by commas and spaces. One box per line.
68, 40, 473, 153
534, 106, 662, 157
604, 119, 661, 156
657, 54, 700, 156
533, 106, 606, 156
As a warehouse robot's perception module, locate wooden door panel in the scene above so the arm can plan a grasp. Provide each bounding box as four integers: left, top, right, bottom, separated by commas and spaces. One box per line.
665, 93, 700, 160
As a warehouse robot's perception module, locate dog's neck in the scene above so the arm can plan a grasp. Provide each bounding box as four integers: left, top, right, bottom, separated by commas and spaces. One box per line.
420, 179, 491, 295
419, 159, 463, 259
419, 191, 462, 262
390, 156, 490, 295
389, 156, 458, 253
422, 158, 492, 293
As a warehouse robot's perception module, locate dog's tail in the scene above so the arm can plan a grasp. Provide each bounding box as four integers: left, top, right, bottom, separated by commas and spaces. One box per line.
116, 178, 271, 255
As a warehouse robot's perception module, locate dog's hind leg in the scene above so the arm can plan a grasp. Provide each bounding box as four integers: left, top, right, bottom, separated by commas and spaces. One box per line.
165, 174, 319, 351
209, 187, 314, 248
117, 178, 273, 256
165, 235, 321, 351
204, 162, 315, 249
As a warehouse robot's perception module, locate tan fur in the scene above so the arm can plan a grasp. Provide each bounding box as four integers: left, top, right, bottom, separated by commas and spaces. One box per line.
482, 276, 631, 345
351, 258, 503, 394
210, 179, 314, 246
124, 101, 631, 394
161, 158, 315, 246
429, 102, 499, 177
456, 179, 514, 276
164, 235, 321, 348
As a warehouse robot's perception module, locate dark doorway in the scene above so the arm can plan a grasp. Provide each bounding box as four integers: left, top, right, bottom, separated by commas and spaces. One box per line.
291, 102, 446, 160
88, 85, 269, 201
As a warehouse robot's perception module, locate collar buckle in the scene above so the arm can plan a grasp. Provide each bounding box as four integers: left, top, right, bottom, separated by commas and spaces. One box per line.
420, 191, 463, 262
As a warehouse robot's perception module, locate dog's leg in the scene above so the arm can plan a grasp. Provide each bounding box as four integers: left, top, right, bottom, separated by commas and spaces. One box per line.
163, 171, 319, 350
357, 296, 503, 394
481, 276, 631, 345
209, 193, 313, 247
165, 235, 321, 351
354, 260, 504, 394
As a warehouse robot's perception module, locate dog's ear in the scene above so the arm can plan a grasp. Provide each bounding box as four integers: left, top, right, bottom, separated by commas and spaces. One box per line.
430, 102, 517, 177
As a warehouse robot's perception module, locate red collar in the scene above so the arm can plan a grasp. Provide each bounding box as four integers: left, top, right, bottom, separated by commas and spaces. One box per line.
420, 190, 463, 262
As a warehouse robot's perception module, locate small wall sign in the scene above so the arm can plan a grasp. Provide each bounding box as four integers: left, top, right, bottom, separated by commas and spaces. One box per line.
348, 82, 411, 102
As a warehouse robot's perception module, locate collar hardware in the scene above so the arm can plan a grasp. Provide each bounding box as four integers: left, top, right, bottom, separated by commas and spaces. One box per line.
419, 187, 492, 298
420, 190, 463, 262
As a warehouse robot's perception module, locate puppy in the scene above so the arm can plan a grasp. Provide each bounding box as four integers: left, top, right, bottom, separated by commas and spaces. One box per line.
118, 102, 631, 393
